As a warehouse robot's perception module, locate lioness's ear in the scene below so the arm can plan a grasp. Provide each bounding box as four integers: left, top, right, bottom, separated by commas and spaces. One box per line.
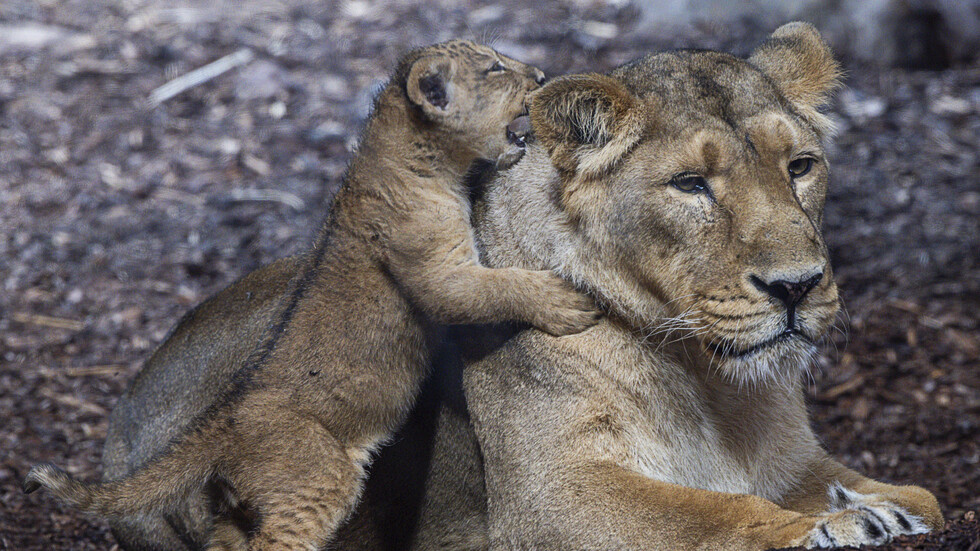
530, 74, 644, 179
406, 57, 454, 116
749, 22, 843, 136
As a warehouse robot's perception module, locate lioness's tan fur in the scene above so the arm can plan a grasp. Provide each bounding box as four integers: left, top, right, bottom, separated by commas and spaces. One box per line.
24, 40, 599, 550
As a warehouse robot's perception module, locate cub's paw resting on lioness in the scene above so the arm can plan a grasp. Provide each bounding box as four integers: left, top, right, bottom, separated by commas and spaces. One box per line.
525, 271, 603, 336
801, 484, 930, 548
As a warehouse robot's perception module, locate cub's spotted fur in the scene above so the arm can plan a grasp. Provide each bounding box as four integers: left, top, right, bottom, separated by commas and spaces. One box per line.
25, 40, 598, 550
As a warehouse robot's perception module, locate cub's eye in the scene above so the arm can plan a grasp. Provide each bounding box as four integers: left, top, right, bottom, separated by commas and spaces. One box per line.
670, 174, 710, 194
788, 157, 814, 178
487, 60, 506, 72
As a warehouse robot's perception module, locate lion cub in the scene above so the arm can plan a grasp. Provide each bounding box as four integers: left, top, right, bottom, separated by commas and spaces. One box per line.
26, 40, 598, 549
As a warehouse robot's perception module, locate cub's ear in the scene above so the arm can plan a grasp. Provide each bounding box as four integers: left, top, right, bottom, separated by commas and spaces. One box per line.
530, 74, 644, 179
749, 22, 843, 135
406, 57, 454, 117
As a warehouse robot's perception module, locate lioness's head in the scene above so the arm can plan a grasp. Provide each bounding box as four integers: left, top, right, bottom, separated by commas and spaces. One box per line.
397, 40, 545, 164
485, 23, 843, 385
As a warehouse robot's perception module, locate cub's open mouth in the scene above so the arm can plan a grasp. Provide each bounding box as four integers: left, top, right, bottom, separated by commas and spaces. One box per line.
507, 108, 531, 148
707, 329, 813, 359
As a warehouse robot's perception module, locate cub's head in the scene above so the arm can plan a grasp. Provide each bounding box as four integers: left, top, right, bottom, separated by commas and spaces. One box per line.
530, 23, 843, 385
398, 40, 545, 165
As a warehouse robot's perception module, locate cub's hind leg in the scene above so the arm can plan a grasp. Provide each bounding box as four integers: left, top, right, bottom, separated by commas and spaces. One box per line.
229, 413, 367, 551
208, 518, 249, 551
111, 514, 201, 551
205, 476, 255, 551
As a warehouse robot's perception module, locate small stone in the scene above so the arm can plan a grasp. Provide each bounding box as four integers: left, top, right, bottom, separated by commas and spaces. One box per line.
307, 120, 346, 144
580, 20, 618, 40
269, 101, 287, 119
66, 289, 84, 304
839, 89, 887, 120
957, 191, 980, 213
930, 95, 972, 116
0, 24, 95, 54
320, 75, 349, 100
913, 389, 928, 404
44, 147, 69, 165
860, 450, 877, 468
343, 0, 373, 19
468, 5, 506, 27
110, 306, 143, 327
51, 231, 71, 248
235, 61, 287, 101
219, 138, 241, 156
852, 397, 871, 420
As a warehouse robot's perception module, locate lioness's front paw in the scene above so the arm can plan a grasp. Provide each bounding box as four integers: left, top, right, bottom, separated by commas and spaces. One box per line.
801, 484, 929, 548
530, 274, 601, 336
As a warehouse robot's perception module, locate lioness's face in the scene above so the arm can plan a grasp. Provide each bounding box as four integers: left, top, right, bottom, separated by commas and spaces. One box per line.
613, 69, 839, 383
404, 40, 544, 162
532, 24, 843, 384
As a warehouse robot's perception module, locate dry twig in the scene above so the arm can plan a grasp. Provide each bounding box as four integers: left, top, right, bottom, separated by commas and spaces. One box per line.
149, 48, 254, 105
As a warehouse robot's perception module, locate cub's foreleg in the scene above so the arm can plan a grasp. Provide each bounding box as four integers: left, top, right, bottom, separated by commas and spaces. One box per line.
386, 205, 599, 336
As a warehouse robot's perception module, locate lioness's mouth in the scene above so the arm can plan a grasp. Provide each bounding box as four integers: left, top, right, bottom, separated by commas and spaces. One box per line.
707, 329, 812, 359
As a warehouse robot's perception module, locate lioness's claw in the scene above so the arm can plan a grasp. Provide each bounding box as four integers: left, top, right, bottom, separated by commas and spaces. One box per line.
800, 484, 929, 548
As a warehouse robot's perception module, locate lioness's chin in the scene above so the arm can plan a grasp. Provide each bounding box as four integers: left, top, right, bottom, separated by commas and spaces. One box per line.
709, 336, 820, 388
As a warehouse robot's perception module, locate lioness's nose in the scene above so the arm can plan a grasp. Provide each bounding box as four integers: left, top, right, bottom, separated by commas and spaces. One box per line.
750, 272, 823, 310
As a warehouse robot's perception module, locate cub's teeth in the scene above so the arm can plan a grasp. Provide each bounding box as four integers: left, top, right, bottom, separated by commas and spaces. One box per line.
507, 114, 532, 147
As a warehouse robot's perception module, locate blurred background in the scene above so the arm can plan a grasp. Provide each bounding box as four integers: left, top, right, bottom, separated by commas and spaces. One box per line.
1, 0, 977, 548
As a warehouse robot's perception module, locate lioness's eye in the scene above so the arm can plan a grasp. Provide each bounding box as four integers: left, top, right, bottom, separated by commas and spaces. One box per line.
487, 61, 506, 72
788, 157, 814, 178
670, 174, 710, 194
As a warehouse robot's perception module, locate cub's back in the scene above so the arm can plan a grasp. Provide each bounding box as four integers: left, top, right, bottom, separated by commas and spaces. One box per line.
102, 256, 302, 480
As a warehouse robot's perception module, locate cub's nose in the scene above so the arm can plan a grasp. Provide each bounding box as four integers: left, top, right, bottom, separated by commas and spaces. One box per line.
532, 69, 546, 85
750, 272, 823, 310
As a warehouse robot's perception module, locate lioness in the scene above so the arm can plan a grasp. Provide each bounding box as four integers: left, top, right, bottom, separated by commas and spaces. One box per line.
24, 40, 599, 550
459, 22, 944, 549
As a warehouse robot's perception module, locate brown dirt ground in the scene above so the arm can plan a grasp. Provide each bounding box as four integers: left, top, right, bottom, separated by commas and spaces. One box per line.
1, 1, 977, 549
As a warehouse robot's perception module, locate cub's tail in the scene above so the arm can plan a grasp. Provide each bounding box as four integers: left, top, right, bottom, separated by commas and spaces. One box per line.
24, 429, 219, 518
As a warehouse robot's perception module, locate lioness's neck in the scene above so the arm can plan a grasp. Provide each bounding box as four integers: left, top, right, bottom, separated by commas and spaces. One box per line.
478, 145, 670, 329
